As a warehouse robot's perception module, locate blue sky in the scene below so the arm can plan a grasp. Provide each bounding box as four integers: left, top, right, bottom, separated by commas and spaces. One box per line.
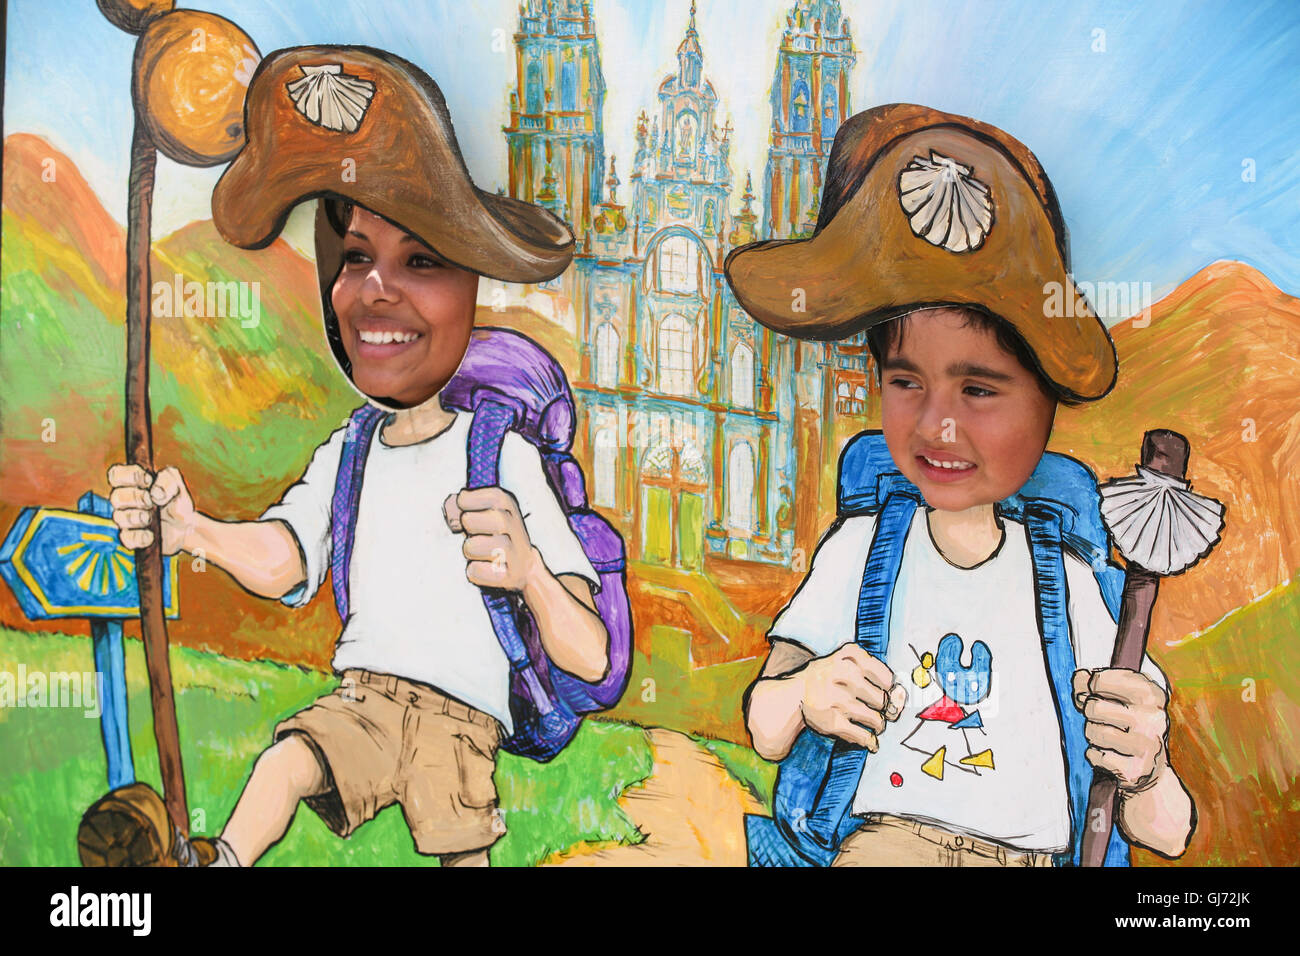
5, 0, 1299, 303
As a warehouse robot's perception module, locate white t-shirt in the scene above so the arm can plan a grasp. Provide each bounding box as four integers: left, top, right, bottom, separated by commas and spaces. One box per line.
769, 509, 1168, 853
260, 409, 600, 735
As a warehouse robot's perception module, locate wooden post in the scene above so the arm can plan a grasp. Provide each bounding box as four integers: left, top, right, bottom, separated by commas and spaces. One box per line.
78, 491, 136, 790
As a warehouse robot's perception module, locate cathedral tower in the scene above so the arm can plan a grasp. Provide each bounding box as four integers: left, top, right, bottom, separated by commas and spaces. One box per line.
505, 0, 608, 229
761, 0, 855, 238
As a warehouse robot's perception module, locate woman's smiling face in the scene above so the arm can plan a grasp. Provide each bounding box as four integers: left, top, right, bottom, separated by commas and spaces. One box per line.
879, 307, 1057, 512
331, 206, 479, 407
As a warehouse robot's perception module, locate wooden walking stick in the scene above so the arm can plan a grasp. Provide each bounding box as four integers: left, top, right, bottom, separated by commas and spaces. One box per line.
123, 103, 191, 837
1081, 429, 1225, 866
79, 1, 258, 863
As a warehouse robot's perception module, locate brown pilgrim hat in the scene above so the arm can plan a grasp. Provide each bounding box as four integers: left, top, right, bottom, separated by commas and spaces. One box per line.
212, 44, 575, 284
724, 103, 1117, 401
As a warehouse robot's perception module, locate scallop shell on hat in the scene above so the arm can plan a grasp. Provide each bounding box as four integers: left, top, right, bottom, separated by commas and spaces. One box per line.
1099, 466, 1225, 575
898, 151, 994, 253
286, 64, 376, 133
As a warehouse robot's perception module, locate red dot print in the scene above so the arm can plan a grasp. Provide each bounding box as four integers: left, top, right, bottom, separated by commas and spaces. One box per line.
889, 772, 903, 787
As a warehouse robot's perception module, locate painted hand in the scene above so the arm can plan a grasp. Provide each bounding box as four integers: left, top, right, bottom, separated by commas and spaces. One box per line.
1074, 667, 1170, 792
800, 643, 907, 752
108, 464, 195, 555
444, 487, 539, 592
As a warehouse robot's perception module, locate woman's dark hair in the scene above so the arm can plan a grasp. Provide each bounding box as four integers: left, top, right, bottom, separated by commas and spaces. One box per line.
325, 197, 356, 237
866, 308, 1079, 407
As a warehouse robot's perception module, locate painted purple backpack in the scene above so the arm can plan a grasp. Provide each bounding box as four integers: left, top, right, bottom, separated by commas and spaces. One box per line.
329, 327, 633, 761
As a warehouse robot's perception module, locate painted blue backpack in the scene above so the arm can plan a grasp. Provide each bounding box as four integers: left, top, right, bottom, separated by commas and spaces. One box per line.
329, 328, 633, 762
745, 430, 1132, 866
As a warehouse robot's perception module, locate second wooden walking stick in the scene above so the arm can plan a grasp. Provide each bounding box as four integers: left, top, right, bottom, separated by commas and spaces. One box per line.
1081, 429, 1225, 866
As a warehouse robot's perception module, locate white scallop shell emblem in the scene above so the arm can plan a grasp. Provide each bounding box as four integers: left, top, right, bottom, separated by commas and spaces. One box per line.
286, 64, 376, 133
898, 151, 994, 253
1098, 466, 1225, 575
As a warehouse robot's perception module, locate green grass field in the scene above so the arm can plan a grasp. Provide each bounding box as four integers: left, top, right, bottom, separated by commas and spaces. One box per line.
0, 626, 656, 866
4, 574, 1295, 866
1145, 575, 1300, 866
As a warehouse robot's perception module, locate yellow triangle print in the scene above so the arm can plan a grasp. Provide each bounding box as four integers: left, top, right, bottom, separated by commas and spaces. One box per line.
921, 746, 946, 780
959, 748, 995, 770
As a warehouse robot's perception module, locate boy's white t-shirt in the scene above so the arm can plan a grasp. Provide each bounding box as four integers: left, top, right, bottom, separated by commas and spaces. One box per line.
259, 409, 600, 735
769, 509, 1168, 853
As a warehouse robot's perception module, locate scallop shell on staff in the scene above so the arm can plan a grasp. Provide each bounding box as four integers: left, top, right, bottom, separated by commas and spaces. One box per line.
1099, 466, 1225, 575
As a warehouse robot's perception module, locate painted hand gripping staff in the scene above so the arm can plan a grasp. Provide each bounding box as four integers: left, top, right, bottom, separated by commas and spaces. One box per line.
85, 45, 629, 868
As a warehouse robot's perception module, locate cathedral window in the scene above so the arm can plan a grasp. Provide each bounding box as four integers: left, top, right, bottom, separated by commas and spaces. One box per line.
561, 52, 577, 111
728, 441, 756, 530
835, 380, 867, 414
526, 57, 542, 114
594, 428, 617, 508
821, 82, 839, 139
658, 235, 698, 294
657, 313, 694, 396
643, 439, 673, 478
731, 342, 754, 408
595, 322, 620, 388
791, 80, 811, 133
680, 441, 708, 485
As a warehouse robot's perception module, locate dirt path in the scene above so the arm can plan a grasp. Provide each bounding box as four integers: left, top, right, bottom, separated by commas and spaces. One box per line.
543, 728, 765, 866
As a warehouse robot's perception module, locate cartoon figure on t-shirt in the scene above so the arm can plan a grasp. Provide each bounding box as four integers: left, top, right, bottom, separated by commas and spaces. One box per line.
897, 634, 995, 781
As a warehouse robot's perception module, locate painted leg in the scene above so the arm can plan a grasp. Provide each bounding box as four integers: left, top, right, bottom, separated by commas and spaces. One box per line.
439, 848, 490, 867
220, 732, 327, 866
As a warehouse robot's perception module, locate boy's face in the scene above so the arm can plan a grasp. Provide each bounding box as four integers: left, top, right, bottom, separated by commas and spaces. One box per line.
879, 308, 1056, 512
331, 207, 479, 407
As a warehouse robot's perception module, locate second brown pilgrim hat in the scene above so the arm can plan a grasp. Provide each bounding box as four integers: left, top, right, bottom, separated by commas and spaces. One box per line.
212, 45, 575, 284
724, 103, 1117, 401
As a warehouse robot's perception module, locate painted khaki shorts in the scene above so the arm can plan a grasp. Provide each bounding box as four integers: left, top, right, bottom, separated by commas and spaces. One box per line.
831, 814, 1056, 867
274, 668, 505, 856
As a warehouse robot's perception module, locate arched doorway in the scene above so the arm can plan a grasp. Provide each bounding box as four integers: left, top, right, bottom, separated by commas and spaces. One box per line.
640, 437, 707, 569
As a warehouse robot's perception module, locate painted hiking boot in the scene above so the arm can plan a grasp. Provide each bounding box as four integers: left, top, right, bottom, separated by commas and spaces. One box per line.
78, 782, 173, 867
78, 782, 227, 866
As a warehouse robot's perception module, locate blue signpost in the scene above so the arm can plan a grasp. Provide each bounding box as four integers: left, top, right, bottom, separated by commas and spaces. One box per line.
0, 493, 179, 789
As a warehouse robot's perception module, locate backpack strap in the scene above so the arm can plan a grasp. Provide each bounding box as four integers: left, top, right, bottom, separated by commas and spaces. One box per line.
1021, 501, 1131, 867
465, 398, 572, 740
770, 483, 921, 865
330, 405, 387, 623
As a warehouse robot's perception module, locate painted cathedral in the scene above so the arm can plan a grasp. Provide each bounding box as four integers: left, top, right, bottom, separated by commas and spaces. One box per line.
484, 0, 877, 570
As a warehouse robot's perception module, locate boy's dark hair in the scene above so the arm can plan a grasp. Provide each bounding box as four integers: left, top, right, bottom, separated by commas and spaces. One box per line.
866, 308, 1080, 407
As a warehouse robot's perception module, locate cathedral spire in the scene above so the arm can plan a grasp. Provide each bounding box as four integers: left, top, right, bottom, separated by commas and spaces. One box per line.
677, 1, 703, 88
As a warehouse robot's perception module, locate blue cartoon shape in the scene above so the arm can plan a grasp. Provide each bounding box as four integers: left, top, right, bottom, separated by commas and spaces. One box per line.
935, 632, 992, 705
950, 710, 984, 730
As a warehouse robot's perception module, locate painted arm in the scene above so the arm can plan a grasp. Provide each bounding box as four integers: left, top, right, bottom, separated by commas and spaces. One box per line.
108, 463, 306, 599
445, 487, 608, 683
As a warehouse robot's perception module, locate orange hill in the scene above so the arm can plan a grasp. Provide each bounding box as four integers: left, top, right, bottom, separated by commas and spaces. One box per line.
2, 133, 126, 301
1051, 260, 1300, 647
